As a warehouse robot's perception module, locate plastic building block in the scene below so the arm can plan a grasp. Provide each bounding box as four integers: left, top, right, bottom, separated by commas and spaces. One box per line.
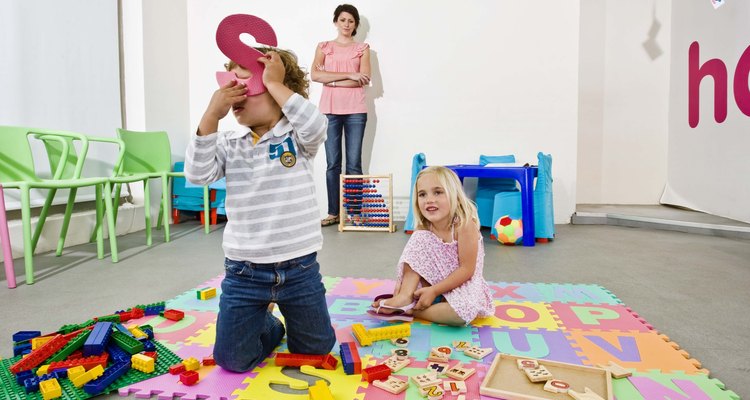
163, 309, 185, 321
308, 379, 334, 400
10, 334, 68, 374
83, 322, 113, 356
39, 378, 62, 400
339, 342, 361, 374
32, 336, 54, 349
180, 370, 199, 386
144, 351, 158, 361
48, 329, 91, 362
274, 353, 337, 370
372, 375, 408, 394
169, 363, 186, 375
111, 330, 144, 354
182, 357, 201, 371
13, 330, 41, 342
23, 376, 40, 393
16, 370, 34, 385
48, 353, 109, 372
93, 314, 122, 323
36, 365, 50, 376
202, 355, 215, 366
132, 353, 155, 373
197, 287, 217, 300
351, 323, 410, 346
128, 326, 148, 340
362, 364, 391, 383
83, 360, 131, 394
13, 342, 32, 356
114, 323, 135, 337
142, 340, 156, 352
106, 343, 131, 363
70, 364, 104, 388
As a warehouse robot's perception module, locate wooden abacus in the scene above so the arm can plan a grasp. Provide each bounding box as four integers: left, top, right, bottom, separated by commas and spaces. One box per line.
338, 174, 396, 232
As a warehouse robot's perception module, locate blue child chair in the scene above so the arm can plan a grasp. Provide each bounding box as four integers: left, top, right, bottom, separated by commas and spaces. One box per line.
403, 153, 426, 233
490, 152, 554, 241
475, 154, 518, 228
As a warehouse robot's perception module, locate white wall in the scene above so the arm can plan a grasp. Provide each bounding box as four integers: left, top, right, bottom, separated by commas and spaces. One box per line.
185, 1, 580, 224
577, 0, 671, 204
0, 0, 122, 209
663, 1, 750, 223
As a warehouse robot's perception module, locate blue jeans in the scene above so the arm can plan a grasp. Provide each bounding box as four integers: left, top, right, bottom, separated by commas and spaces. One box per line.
214, 252, 336, 372
325, 113, 368, 216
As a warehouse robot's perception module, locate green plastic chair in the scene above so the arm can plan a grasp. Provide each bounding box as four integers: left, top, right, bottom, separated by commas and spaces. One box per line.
107, 129, 209, 246
32, 132, 130, 262
0, 126, 117, 285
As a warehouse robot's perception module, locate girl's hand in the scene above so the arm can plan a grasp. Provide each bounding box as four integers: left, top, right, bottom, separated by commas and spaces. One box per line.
348, 72, 370, 86
205, 80, 247, 121
315, 64, 325, 71
258, 51, 286, 86
413, 286, 437, 311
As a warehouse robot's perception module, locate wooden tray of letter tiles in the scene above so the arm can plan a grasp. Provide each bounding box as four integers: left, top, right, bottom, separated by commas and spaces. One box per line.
480, 353, 613, 400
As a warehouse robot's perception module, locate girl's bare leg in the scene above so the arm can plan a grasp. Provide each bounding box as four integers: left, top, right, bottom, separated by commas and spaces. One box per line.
414, 302, 465, 326
372, 263, 421, 313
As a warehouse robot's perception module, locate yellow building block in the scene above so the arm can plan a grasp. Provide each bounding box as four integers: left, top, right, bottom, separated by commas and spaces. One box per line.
308, 379, 334, 400
67, 366, 86, 381
36, 364, 50, 376
352, 323, 411, 347
32, 336, 53, 350
198, 287, 217, 300
182, 357, 201, 371
71, 365, 104, 388
40, 378, 62, 400
132, 353, 155, 373
128, 326, 148, 340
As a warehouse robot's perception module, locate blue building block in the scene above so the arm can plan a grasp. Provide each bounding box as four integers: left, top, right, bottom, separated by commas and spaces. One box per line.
16, 370, 34, 385
83, 322, 113, 357
114, 323, 135, 338
12, 330, 41, 342
83, 360, 131, 395
107, 342, 131, 362
13, 342, 32, 356
141, 340, 156, 352
339, 343, 355, 375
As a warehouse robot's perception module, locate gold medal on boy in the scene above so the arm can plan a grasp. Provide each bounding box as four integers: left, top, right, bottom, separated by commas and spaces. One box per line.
280, 151, 296, 168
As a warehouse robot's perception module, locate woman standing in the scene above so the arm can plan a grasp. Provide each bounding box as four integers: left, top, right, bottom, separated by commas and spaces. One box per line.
312, 4, 371, 226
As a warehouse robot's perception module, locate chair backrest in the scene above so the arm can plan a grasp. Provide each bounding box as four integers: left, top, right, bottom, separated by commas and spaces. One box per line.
535, 152, 552, 192
0, 126, 41, 183
36, 134, 80, 180
116, 129, 172, 175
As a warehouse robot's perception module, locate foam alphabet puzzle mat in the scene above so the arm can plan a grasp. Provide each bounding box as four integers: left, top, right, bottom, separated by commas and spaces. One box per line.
115, 276, 740, 400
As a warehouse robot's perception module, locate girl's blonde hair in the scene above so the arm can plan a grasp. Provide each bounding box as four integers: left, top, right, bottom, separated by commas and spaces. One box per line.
225, 47, 310, 99
413, 166, 479, 231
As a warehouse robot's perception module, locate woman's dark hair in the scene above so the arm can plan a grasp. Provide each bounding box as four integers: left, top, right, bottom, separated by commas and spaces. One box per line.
333, 4, 360, 37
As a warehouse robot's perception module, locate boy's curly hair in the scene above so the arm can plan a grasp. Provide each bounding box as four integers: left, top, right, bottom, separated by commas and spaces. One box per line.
225, 47, 309, 99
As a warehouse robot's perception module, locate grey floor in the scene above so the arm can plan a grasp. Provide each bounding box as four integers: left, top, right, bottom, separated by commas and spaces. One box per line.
1, 209, 749, 399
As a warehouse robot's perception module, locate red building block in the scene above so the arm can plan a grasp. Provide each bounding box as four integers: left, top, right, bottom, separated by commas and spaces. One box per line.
169, 363, 187, 375
180, 370, 199, 386
10, 335, 69, 374
202, 356, 216, 366
321, 354, 338, 371
143, 351, 158, 362
362, 364, 391, 383
163, 309, 184, 321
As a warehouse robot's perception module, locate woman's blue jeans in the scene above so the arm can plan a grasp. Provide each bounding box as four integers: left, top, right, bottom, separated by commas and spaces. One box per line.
324, 113, 368, 216
214, 253, 336, 372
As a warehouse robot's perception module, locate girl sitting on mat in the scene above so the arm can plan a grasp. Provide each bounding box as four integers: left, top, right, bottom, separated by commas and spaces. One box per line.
370, 166, 494, 326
